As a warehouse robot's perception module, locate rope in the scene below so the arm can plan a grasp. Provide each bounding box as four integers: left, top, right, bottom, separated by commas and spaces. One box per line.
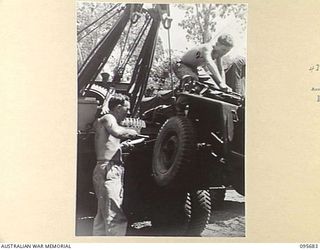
119, 16, 151, 69
167, 26, 174, 92
90, 6, 124, 82
77, 10, 119, 42
78, 9, 122, 74
117, 21, 133, 68
77, 3, 120, 35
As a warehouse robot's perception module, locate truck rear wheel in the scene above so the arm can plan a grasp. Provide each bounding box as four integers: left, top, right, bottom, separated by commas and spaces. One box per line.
185, 190, 211, 236
152, 116, 196, 189
151, 189, 211, 236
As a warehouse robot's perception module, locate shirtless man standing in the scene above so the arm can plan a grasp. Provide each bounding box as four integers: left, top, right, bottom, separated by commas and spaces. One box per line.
173, 33, 234, 92
92, 93, 138, 236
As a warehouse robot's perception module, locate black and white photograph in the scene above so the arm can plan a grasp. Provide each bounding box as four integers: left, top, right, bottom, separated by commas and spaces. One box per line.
76, 2, 247, 237
3, 0, 320, 246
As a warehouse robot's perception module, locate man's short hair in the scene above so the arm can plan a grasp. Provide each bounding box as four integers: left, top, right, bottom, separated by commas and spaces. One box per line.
217, 34, 234, 47
108, 93, 130, 111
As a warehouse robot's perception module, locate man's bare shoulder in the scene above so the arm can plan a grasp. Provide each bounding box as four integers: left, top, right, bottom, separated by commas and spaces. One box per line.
98, 113, 116, 123
95, 114, 114, 129
97, 113, 120, 133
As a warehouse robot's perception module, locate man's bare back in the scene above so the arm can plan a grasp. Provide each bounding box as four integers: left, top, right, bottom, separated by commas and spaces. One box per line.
181, 45, 208, 68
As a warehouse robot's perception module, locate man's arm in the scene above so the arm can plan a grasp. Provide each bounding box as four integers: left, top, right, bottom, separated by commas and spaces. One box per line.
204, 48, 231, 92
216, 57, 226, 84
204, 49, 223, 85
100, 114, 138, 139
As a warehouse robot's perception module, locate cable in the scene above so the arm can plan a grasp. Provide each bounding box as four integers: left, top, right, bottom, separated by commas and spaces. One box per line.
77, 10, 119, 42
116, 21, 133, 68
78, 9, 123, 74
167, 26, 174, 92
77, 3, 120, 36
120, 16, 151, 69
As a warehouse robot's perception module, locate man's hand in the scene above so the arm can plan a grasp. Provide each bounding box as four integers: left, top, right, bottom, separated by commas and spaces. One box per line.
127, 129, 139, 139
219, 83, 232, 93
121, 140, 134, 151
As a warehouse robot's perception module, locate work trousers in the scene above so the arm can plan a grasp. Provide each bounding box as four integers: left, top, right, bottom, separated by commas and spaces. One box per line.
225, 57, 246, 96
92, 160, 127, 236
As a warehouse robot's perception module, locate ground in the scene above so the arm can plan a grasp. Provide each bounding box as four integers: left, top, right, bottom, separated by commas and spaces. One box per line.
203, 189, 245, 237
76, 188, 245, 237
128, 188, 245, 237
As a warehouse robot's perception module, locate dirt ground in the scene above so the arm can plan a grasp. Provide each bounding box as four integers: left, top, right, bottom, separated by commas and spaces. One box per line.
128, 188, 245, 237
76, 188, 245, 237
202, 189, 245, 237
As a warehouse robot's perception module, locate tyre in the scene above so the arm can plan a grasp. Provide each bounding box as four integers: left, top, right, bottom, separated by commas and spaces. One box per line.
152, 116, 196, 188
185, 190, 211, 236
151, 189, 211, 236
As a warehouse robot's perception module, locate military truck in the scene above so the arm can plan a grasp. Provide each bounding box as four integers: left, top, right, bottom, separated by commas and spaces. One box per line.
122, 76, 244, 236
76, 3, 244, 236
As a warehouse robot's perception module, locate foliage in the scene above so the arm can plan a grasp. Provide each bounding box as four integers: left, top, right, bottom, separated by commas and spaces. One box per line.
77, 2, 167, 85
77, 2, 119, 69
176, 4, 247, 44
77, 3, 247, 93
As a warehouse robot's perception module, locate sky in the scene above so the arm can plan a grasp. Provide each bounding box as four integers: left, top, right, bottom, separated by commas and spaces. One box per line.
157, 4, 247, 59
79, 3, 247, 79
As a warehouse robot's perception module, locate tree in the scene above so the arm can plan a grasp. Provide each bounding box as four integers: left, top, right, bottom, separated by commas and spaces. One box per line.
176, 4, 247, 44
77, 3, 166, 83
77, 2, 119, 68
